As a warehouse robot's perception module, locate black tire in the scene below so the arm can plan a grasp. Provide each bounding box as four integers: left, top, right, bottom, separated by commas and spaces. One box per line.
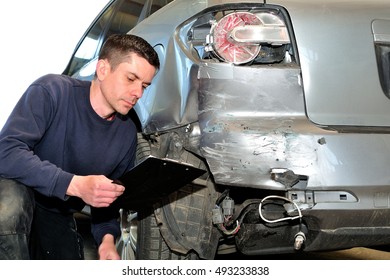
136, 210, 199, 260
135, 133, 151, 164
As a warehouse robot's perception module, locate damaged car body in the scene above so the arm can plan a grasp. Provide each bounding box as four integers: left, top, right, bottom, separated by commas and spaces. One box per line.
65, 0, 390, 259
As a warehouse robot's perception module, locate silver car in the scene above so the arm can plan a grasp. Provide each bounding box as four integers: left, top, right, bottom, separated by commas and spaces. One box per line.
65, 0, 390, 259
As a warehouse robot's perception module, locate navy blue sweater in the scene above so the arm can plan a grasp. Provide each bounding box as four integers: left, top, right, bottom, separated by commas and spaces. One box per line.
0, 74, 137, 245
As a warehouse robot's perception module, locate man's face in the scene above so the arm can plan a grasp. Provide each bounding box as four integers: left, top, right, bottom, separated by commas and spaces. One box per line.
98, 53, 156, 116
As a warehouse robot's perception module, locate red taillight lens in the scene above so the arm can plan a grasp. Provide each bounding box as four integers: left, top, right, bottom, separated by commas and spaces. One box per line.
206, 11, 290, 65
210, 12, 262, 64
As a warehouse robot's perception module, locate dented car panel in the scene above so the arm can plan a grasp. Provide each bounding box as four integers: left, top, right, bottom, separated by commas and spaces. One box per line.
197, 63, 321, 189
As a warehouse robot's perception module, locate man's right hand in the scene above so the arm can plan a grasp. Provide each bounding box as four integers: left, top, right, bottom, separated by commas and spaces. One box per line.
66, 175, 125, 207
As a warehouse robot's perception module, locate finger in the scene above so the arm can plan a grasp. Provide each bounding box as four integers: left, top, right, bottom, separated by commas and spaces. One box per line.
109, 182, 125, 192
99, 189, 124, 199
90, 201, 111, 208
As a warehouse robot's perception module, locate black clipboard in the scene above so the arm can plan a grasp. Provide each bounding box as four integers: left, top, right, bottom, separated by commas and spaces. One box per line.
111, 156, 206, 210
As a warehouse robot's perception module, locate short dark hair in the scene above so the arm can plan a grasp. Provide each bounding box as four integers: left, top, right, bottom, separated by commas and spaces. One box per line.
98, 34, 160, 71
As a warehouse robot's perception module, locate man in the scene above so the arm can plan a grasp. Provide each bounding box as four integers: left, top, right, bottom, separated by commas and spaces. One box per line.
0, 34, 160, 259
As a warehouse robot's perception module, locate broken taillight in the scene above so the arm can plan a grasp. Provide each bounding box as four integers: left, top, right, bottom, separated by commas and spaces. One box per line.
206, 11, 290, 65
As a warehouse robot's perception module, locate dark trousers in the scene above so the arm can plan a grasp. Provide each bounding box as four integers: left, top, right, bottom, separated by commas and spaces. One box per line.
0, 178, 84, 260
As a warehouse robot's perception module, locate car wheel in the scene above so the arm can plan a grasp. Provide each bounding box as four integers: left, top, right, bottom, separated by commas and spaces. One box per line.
116, 207, 200, 260
116, 209, 137, 260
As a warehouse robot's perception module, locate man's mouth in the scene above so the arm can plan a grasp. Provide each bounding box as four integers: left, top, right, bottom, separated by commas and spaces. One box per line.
123, 99, 135, 107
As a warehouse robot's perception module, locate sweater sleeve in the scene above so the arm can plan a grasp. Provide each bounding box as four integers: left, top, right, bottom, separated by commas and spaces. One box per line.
0, 81, 73, 200
90, 206, 121, 246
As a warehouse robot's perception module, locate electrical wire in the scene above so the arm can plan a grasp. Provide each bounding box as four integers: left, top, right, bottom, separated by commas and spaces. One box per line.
258, 195, 302, 223
215, 193, 303, 235
217, 220, 241, 235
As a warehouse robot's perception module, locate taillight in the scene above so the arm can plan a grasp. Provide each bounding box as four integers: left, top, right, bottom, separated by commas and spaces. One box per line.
205, 11, 290, 65
207, 12, 262, 64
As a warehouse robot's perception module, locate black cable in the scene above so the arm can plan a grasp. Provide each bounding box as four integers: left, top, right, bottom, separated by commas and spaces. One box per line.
215, 189, 230, 205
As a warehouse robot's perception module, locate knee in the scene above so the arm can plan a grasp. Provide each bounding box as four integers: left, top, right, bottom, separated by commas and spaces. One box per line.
0, 178, 34, 234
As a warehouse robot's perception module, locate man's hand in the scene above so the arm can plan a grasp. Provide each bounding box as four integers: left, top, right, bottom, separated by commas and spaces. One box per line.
98, 234, 121, 260
67, 175, 125, 207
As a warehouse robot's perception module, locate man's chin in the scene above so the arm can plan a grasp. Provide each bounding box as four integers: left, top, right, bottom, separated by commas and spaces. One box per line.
118, 107, 132, 116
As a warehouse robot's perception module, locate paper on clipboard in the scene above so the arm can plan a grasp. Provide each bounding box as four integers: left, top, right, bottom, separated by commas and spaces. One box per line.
111, 156, 206, 210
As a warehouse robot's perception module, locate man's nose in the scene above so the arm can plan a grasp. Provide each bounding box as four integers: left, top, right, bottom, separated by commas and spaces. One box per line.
134, 86, 143, 99
130, 85, 143, 100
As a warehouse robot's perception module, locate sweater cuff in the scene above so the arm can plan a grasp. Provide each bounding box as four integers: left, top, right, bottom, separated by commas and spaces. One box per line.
91, 218, 121, 245
52, 170, 74, 200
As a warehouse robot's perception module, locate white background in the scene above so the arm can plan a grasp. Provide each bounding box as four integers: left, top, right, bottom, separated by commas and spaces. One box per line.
0, 0, 110, 129
0, 259, 385, 279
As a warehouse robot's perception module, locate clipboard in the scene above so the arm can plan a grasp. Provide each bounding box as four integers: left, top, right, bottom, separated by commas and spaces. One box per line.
111, 156, 206, 210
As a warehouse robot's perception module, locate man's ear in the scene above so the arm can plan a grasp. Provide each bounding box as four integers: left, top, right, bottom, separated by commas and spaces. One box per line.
96, 59, 109, 80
